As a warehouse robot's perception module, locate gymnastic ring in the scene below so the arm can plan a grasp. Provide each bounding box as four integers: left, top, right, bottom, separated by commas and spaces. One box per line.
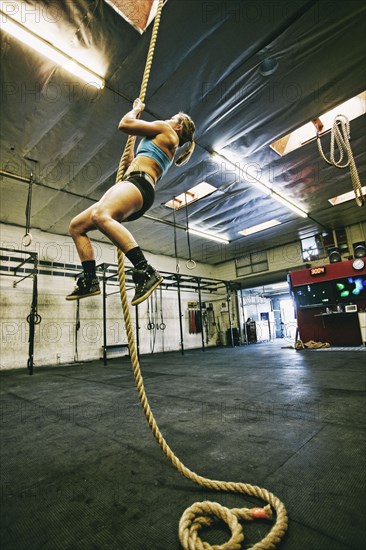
22, 233, 32, 247
159, 322, 166, 330
147, 322, 155, 330
26, 313, 42, 325
186, 259, 196, 270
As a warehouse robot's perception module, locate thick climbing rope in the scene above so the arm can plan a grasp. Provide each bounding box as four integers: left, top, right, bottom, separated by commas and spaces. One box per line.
317, 114, 364, 207
114, 1, 288, 547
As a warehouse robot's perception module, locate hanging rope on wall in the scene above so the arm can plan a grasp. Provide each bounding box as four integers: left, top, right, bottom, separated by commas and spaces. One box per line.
316, 114, 364, 206
114, 1, 288, 547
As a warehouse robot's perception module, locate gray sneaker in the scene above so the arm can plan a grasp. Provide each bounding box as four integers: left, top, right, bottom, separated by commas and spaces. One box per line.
131, 265, 163, 306
65, 277, 101, 300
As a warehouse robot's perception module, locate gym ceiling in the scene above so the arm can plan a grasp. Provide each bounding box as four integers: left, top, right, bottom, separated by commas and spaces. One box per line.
1, 0, 365, 272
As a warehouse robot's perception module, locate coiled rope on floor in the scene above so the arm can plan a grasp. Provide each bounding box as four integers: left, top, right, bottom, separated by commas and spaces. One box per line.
317, 114, 364, 207
114, 2, 288, 547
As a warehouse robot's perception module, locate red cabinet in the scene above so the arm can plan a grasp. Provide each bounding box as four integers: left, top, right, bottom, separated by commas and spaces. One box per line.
289, 259, 366, 346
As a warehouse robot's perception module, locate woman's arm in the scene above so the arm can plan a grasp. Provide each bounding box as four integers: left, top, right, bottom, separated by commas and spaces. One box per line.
118, 98, 168, 137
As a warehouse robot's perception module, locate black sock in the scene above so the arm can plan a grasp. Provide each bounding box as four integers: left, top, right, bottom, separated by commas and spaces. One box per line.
126, 246, 148, 270
82, 260, 96, 280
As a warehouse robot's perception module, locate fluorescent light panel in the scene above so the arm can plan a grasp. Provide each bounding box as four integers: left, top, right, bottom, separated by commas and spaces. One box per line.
239, 219, 281, 236
212, 151, 308, 218
188, 227, 229, 244
1, 12, 105, 89
270, 91, 366, 156
272, 193, 308, 218
165, 182, 227, 243
328, 186, 366, 206
165, 182, 216, 209
212, 152, 272, 195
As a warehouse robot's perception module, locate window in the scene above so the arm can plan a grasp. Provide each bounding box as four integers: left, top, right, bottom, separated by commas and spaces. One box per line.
104, 0, 168, 34
270, 91, 366, 156
301, 235, 327, 262
236, 251, 268, 277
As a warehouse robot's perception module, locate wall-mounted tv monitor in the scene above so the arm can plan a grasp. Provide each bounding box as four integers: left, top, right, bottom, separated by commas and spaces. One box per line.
293, 282, 335, 309
293, 275, 366, 309
333, 275, 366, 302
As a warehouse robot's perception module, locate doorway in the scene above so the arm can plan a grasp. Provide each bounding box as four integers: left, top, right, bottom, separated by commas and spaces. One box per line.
279, 298, 297, 341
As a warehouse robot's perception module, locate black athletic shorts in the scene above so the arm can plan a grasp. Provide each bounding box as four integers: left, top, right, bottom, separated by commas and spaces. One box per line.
124, 171, 156, 221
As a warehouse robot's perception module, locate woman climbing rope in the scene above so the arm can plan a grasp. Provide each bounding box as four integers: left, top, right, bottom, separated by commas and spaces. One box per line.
66, 98, 195, 305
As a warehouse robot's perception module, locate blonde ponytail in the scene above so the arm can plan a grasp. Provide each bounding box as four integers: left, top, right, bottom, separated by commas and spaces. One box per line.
173, 112, 195, 167
175, 140, 195, 166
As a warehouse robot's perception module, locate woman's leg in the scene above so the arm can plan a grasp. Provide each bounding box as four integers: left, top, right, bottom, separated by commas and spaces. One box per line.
66, 205, 100, 300
92, 181, 164, 298
90, 181, 143, 253
69, 181, 143, 260
69, 204, 98, 262
91, 181, 163, 304
67, 180, 162, 303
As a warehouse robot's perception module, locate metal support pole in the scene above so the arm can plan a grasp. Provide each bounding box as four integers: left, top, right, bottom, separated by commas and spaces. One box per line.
240, 287, 249, 345
176, 275, 184, 355
27, 320, 35, 374
27, 254, 39, 375
27, 274, 36, 375
197, 277, 205, 352
226, 283, 234, 347
0, 248, 39, 373
102, 264, 107, 365
75, 300, 80, 362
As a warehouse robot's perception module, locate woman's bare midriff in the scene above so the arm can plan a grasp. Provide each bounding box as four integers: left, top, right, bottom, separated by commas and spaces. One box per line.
124, 156, 165, 184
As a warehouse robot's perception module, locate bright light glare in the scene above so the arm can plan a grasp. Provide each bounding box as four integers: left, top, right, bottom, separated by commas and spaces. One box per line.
239, 219, 281, 236
272, 193, 308, 218
188, 227, 230, 244
1, 12, 105, 89
212, 152, 272, 195
212, 150, 308, 218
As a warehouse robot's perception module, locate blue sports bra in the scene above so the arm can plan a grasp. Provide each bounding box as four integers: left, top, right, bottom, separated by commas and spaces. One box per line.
136, 137, 173, 178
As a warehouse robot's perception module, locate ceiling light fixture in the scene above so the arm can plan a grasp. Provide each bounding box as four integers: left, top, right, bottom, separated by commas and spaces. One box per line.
271, 192, 308, 218
188, 227, 230, 244
328, 186, 366, 206
239, 219, 281, 236
0, 11, 105, 89
211, 152, 272, 195
212, 151, 308, 218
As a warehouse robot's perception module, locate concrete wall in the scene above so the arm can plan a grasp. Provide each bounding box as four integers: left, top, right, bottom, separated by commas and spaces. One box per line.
215, 222, 366, 282
0, 224, 225, 370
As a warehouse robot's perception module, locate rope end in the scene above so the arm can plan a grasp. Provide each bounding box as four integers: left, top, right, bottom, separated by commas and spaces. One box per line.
250, 505, 273, 520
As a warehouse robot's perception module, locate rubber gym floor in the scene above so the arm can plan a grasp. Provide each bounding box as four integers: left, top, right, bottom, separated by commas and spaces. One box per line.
1, 339, 365, 550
